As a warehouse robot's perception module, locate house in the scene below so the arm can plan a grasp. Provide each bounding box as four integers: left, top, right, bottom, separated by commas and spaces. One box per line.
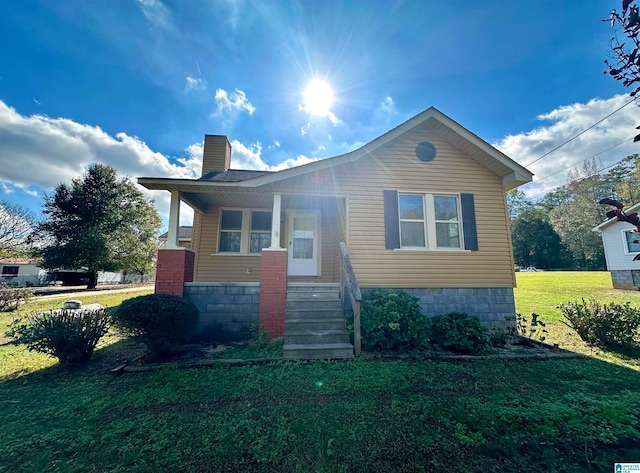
139, 107, 533, 358
0, 259, 45, 287
592, 201, 640, 289
158, 226, 192, 248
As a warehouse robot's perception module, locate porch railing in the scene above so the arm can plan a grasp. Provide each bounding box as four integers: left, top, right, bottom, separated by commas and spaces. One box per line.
339, 242, 362, 356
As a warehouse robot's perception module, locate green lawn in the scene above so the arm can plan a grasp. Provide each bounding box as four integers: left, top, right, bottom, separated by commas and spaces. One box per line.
1, 277, 640, 472
515, 271, 640, 369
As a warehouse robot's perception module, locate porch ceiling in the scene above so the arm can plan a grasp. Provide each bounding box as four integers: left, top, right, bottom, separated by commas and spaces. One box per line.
180, 190, 344, 213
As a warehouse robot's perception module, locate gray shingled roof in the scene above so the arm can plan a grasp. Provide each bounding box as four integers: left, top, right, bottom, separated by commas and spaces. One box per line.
199, 169, 272, 182
159, 226, 193, 240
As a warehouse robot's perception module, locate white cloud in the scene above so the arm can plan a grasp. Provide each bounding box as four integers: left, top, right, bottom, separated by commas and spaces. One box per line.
298, 105, 339, 126
379, 96, 396, 115
230, 140, 267, 170
227, 139, 318, 171
270, 155, 317, 171
136, 0, 172, 28
0, 100, 199, 224
185, 76, 207, 92
214, 88, 255, 116
494, 94, 640, 198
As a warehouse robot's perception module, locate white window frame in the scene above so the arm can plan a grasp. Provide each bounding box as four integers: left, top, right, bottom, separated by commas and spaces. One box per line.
398, 192, 464, 251
217, 208, 272, 255
398, 193, 428, 249
249, 210, 273, 254
622, 228, 640, 255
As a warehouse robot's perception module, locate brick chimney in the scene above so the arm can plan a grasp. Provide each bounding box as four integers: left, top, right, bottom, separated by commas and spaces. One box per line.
202, 135, 231, 177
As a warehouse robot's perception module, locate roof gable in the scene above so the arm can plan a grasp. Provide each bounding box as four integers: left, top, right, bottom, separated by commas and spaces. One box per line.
139, 107, 533, 194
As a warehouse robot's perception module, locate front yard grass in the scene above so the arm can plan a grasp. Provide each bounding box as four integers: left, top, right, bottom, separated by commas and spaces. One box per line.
514, 271, 640, 369
1, 274, 640, 472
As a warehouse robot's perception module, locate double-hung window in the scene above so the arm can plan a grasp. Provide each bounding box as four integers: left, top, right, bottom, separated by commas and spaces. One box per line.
624, 229, 640, 254
399, 194, 427, 247
434, 195, 461, 248
218, 209, 272, 254
250, 211, 272, 253
398, 193, 462, 250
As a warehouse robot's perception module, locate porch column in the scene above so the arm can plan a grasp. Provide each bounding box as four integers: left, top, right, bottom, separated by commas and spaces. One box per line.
270, 193, 282, 249
166, 191, 181, 248
155, 247, 195, 296
259, 249, 288, 338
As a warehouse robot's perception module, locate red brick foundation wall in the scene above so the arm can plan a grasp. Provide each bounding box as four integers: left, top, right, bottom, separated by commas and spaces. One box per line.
155, 248, 195, 297
259, 249, 288, 338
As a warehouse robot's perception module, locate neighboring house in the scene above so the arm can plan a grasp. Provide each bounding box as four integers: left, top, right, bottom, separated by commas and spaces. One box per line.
592, 202, 640, 289
159, 226, 192, 248
139, 107, 533, 357
0, 259, 45, 287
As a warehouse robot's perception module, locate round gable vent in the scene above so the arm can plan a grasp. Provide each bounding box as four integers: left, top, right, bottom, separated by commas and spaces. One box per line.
415, 142, 436, 162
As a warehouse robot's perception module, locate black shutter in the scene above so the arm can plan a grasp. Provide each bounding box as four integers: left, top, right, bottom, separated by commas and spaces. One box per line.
383, 190, 400, 249
460, 193, 478, 251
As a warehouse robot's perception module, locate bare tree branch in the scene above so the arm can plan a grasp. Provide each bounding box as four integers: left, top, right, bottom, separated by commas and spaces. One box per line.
0, 201, 38, 258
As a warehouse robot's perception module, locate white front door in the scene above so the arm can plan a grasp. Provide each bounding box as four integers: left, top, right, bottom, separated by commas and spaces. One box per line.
287, 211, 321, 276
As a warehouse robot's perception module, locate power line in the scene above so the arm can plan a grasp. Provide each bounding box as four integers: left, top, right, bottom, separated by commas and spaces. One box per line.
523, 97, 637, 167
527, 136, 633, 186
527, 158, 629, 200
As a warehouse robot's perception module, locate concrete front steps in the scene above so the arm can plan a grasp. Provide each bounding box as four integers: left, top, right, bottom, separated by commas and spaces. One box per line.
283, 283, 354, 360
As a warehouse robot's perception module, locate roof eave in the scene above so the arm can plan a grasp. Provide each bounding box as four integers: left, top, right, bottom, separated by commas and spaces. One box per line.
592, 201, 640, 232
503, 170, 534, 191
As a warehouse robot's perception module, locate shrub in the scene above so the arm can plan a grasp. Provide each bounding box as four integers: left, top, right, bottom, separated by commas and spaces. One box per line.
113, 293, 199, 356
559, 298, 640, 351
512, 312, 548, 341
6, 309, 110, 364
354, 289, 429, 351
0, 287, 32, 311
430, 312, 490, 355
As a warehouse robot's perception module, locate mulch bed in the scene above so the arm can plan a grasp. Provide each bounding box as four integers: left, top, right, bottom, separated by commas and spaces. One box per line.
110, 337, 582, 374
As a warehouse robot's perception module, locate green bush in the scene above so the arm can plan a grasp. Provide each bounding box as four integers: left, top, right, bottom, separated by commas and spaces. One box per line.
354, 289, 429, 351
0, 287, 32, 311
430, 312, 490, 355
560, 299, 640, 351
6, 309, 110, 364
113, 293, 199, 356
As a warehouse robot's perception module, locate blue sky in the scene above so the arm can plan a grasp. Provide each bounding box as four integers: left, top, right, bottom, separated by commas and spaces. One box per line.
1, 0, 639, 228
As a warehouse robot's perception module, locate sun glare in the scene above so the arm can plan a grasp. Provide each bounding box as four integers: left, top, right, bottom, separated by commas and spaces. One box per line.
303, 80, 333, 116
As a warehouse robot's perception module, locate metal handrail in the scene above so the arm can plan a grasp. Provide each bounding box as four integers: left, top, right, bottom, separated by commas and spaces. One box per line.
339, 242, 362, 356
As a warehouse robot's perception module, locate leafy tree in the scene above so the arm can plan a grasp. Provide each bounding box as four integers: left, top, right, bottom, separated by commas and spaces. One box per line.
511, 209, 572, 269
506, 189, 534, 221
604, 4, 640, 141
549, 160, 609, 269
536, 187, 571, 212
0, 201, 38, 259
37, 164, 161, 288
605, 154, 640, 204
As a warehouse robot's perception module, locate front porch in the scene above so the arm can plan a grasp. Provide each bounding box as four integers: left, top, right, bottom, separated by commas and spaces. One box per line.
182, 281, 354, 359
155, 190, 357, 357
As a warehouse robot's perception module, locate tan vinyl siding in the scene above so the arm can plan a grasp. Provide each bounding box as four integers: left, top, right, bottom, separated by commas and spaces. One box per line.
195, 208, 262, 282
330, 127, 513, 288
333, 202, 347, 283
191, 210, 203, 277
202, 135, 231, 175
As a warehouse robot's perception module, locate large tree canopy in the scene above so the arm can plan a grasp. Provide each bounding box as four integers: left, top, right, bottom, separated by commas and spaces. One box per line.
0, 201, 38, 259
37, 164, 161, 288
